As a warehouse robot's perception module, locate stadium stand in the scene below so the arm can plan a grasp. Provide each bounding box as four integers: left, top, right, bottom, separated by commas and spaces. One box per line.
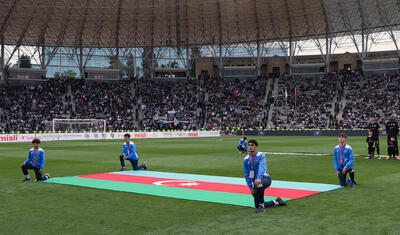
70, 79, 137, 131
138, 78, 200, 131
339, 73, 400, 129
0, 79, 68, 132
271, 75, 337, 129
204, 77, 267, 130
0, 73, 399, 133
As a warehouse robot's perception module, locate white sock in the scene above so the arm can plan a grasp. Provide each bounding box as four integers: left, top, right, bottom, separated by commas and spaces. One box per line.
273, 200, 279, 206
26, 174, 30, 179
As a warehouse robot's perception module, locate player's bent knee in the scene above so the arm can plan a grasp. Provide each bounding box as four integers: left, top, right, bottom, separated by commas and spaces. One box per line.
261, 176, 271, 188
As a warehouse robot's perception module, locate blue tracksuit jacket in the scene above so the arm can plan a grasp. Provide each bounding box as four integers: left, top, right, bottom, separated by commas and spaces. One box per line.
237, 139, 248, 151
123, 141, 139, 160
333, 144, 354, 171
243, 151, 269, 190
24, 147, 45, 170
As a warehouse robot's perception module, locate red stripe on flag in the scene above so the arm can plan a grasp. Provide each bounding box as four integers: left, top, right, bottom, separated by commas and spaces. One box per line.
77, 173, 322, 199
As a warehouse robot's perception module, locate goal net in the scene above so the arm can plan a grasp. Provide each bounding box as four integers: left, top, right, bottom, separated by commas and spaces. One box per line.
52, 119, 106, 133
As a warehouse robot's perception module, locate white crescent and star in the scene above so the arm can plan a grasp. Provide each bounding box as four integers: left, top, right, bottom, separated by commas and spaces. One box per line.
153, 180, 199, 187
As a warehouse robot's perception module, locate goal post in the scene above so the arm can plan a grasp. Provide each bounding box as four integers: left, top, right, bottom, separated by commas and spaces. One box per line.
52, 119, 106, 133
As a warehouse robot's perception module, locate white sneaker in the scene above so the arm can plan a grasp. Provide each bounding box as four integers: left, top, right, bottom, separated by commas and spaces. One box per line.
45, 173, 51, 179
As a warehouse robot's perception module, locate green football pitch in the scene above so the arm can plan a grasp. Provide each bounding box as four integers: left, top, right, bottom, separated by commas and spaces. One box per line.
1, 136, 399, 234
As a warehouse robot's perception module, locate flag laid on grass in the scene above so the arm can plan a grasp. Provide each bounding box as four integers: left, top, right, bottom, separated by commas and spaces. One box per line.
45, 170, 341, 207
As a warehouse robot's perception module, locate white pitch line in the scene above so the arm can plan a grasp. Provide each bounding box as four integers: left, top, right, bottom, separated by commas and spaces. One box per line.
262, 152, 331, 156
261, 152, 369, 157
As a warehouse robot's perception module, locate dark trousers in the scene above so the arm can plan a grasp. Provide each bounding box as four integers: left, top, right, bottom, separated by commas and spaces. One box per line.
373, 138, 380, 155
252, 176, 275, 208
338, 167, 354, 186
388, 147, 397, 158
119, 155, 145, 170
368, 147, 375, 157
237, 146, 246, 152
387, 136, 399, 155
21, 162, 46, 181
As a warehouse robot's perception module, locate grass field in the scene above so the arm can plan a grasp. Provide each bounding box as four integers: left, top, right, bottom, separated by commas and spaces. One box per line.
1, 136, 400, 235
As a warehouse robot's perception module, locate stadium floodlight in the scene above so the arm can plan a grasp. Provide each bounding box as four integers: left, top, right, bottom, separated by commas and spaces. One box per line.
52, 119, 106, 133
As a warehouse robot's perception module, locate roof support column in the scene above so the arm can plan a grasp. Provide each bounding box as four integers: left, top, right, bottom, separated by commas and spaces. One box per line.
337, 0, 370, 72
79, 46, 83, 79
252, 0, 261, 77
361, 28, 365, 71
41, 41, 45, 70
284, 0, 293, 75
134, 47, 137, 78
116, 47, 120, 79
356, 0, 368, 72
76, 0, 90, 78
115, 0, 122, 79
319, 0, 332, 73
219, 44, 223, 79
257, 40, 261, 77
186, 46, 190, 79
288, 38, 293, 75
37, 0, 56, 69
216, 1, 223, 79
175, 0, 181, 49
184, 0, 190, 79
59, 48, 62, 77
1, 35, 5, 82
325, 36, 330, 73
150, 0, 155, 79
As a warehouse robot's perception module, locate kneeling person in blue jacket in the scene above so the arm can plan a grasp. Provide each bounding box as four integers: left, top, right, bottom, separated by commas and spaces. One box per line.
21, 138, 50, 181
333, 133, 356, 188
244, 139, 286, 213
119, 133, 147, 171
237, 137, 248, 153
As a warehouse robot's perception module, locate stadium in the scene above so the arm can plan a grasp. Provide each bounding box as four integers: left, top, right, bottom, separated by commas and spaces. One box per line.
1, 0, 400, 234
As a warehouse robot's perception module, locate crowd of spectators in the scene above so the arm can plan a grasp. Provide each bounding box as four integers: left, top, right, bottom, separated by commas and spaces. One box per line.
138, 78, 200, 131
0, 111, 7, 132
204, 77, 267, 130
339, 73, 400, 129
271, 75, 336, 129
71, 79, 137, 131
0, 73, 398, 133
0, 79, 68, 132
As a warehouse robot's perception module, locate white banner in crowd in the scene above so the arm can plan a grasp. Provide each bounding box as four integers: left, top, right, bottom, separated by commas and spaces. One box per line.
0, 131, 220, 143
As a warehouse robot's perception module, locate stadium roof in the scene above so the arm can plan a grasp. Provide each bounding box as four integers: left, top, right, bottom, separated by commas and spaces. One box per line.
1, 0, 400, 48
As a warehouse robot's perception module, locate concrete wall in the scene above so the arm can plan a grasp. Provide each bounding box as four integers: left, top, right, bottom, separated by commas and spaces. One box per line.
195, 51, 399, 78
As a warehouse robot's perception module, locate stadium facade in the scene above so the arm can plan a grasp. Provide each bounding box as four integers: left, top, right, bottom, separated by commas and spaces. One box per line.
2, 0, 400, 81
